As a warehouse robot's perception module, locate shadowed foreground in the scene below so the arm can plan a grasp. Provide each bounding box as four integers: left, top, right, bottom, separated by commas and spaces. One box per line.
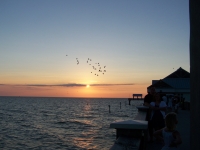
146, 109, 190, 150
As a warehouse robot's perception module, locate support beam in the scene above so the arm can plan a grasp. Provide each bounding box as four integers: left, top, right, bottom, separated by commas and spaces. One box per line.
190, 1, 200, 149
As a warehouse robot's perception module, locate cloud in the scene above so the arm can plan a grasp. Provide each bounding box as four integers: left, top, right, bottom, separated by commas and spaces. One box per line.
24, 83, 86, 87
90, 83, 134, 86
0, 83, 134, 87
26, 83, 134, 87
52, 84, 86, 87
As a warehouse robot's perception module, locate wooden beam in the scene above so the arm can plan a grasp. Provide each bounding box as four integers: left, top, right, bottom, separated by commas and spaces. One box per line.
190, 0, 200, 149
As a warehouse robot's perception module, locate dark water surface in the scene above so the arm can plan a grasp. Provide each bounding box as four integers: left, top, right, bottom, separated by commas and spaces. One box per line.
0, 97, 142, 150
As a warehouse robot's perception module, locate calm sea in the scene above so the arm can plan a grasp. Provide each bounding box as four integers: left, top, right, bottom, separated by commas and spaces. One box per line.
0, 97, 143, 150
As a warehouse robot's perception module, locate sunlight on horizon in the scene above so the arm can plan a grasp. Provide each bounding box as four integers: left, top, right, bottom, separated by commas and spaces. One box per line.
0, 1, 189, 98
0, 84, 148, 98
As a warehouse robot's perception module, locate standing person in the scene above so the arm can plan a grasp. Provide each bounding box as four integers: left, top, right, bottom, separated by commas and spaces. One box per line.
149, 93, 167, 142
162, 94, 168, 105
168, 96, 173, 111
143, 87, 156, 142
153, 112, 182, 149
144, 86, 156, 106
174, 96, 180, 114
143, 87, 156, 120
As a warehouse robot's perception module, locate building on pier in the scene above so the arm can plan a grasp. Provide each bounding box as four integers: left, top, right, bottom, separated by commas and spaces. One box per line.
147, 67, 190, 102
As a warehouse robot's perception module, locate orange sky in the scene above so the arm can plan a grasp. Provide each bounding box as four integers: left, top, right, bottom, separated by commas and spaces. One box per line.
0, 84, 148, 98
0, 1, 189, 98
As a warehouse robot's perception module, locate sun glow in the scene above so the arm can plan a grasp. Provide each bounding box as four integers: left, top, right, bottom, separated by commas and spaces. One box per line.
86, 85, 90, 88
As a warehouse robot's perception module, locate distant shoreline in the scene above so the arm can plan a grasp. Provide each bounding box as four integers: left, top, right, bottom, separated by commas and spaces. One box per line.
128, 98, 144, 100
0, 96, 132, 99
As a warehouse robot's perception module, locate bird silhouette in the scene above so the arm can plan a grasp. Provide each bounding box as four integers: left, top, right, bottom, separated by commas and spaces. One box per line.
66, 55, 107, 76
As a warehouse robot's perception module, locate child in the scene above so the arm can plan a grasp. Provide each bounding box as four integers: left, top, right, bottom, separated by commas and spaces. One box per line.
153, 112, 182, 149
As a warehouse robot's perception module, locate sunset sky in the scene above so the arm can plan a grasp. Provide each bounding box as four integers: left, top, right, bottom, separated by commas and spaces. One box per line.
0, 0, 189, 98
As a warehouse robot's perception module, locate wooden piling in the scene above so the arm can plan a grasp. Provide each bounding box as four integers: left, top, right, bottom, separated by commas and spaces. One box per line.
108, 105, 110, 113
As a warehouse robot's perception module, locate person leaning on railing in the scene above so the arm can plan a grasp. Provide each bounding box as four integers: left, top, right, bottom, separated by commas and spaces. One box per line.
149, 93, 167, 142
143, 87, 156, 142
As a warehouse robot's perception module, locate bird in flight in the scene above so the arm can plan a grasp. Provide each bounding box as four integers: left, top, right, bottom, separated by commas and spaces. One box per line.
65, 55, 107, 76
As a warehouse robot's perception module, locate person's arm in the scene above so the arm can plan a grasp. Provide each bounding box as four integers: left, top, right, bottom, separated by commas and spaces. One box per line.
153, 129, 164, 143
173, 131, 182, 145
159, 106, 167, 111
149, 102, 155, 109
149, 102, 166, 111
144, 102, 150, 106
169, 130, 182, 147
159, 101, 167, 111
149, 105, 156, 110
143, 95, 150, 106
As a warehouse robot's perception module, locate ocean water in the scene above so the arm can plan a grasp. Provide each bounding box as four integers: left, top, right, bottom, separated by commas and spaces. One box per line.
0, 97, 143, 150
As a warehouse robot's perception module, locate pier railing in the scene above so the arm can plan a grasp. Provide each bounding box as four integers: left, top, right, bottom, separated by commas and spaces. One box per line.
109, 106, 149, 150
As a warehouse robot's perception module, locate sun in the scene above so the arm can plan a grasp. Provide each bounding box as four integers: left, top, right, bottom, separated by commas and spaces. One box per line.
86, 85, 90, 88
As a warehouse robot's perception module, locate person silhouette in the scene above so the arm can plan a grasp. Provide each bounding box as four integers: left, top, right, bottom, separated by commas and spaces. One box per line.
153, 112, 182, 149
149, 93, 167, 142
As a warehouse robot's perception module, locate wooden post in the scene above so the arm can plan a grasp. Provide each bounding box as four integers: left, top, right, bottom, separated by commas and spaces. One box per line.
128, 99, 131, 105
190, 1, 200, 149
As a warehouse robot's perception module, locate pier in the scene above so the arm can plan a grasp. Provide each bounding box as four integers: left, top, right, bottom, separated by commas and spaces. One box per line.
128, 94, 143, 105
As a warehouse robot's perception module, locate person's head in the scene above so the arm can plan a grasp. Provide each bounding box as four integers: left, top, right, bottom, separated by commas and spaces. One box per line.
165, 112, 178, 130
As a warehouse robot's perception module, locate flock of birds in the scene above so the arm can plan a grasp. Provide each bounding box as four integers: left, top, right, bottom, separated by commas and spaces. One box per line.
66, 55, 107, 76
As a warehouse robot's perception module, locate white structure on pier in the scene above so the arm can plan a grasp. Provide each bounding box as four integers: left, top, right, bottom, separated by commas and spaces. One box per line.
147, 67, 190, 102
